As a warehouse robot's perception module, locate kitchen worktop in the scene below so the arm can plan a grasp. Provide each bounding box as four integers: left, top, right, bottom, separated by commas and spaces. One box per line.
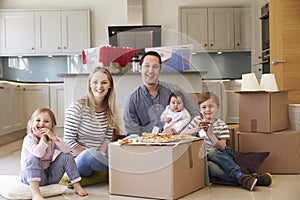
57, 70, 208, 78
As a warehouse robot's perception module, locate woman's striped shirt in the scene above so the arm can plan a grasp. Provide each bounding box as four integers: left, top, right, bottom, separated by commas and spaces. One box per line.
64, 101, 114, 150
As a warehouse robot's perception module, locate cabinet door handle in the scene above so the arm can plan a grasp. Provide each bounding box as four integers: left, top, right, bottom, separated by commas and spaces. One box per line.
64, 47, 67, 49
237, 43, 240, 46
0, 86, 4, 89
57, 47, 61, 50
210, 44, 213, 46
272, 60, 286, 65
31, 47, 34, 50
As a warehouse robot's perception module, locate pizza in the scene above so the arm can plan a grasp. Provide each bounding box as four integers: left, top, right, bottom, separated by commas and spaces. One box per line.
117, 133, 193, 145
139, 132, 192, 143
199, 119, 211, 126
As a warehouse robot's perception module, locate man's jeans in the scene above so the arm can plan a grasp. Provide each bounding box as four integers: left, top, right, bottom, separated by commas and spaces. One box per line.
75, 148, 108, 177
207, 146, 241, 182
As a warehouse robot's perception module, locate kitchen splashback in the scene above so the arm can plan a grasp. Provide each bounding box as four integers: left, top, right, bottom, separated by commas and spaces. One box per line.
1, 52, 250, 82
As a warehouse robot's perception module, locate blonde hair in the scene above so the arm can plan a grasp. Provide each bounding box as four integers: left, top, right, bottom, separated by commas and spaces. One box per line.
27, 108, 56, 134
196, 92, 220, 108
78, 67, 116, 127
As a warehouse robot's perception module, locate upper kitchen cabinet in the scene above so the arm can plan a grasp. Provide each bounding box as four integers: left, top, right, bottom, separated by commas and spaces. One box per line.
35, 10, 90, 54
0, 9, 90, 56
179, 6, 251, 52
234, 7, 252, 50
0, 11, 35, 55
208, 8, 234, 51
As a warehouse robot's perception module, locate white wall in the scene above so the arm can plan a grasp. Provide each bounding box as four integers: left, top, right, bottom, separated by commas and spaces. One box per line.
1, 0, 252, 48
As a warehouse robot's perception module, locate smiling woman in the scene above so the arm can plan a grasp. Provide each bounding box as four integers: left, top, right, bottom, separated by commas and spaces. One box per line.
63, 67, 122, 181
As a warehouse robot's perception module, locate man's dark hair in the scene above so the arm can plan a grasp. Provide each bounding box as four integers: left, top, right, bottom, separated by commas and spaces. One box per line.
140, 51, 162, 65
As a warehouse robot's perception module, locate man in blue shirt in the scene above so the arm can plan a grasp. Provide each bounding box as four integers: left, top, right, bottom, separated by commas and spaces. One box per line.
123, 51, 200, 136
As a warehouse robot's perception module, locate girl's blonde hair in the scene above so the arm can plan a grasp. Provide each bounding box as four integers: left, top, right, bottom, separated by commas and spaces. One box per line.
78, 67, 116, 127
27, 108, 57, 134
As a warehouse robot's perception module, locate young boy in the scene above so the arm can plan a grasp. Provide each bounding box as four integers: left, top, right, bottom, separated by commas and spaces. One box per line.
181, 92, 272, 191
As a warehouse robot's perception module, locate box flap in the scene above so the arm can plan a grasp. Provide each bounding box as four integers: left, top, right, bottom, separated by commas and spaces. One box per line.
235, 90, 289, 94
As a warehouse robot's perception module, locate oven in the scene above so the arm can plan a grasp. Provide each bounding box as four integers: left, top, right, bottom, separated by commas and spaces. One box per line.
260, 2, 270, 73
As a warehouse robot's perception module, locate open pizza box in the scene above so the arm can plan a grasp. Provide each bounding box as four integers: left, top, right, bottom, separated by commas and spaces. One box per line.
108, 137, 206, 199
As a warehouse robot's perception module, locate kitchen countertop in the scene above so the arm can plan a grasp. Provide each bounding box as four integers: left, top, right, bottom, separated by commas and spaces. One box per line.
57, 70, 208, 78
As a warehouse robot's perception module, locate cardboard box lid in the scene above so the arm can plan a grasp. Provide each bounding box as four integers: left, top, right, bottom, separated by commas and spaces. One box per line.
235, 90, 289, 94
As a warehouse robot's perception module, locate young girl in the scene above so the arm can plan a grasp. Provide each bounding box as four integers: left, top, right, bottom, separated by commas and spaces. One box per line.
182, 92, 272, 191
20, 108, 88, 200
161, 90, 191, 134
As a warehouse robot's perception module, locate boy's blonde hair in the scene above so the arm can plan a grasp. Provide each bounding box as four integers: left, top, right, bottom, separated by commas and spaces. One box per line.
27, 108, 57, 134
196, 92, 220, 108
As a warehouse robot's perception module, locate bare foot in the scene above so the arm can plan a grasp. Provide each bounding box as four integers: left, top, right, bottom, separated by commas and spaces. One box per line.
73, 182, 88, 196
29, 181, 46, 200
32, 193, 46, 200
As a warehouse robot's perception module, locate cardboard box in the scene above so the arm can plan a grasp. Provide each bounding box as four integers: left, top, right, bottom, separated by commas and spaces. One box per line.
237, 90, 288, 133
237, 130, 300, 174
109, 139, 205, 199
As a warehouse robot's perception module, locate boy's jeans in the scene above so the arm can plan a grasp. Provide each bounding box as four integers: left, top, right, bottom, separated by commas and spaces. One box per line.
207, 146, 241, 182
75, 148, 108, 177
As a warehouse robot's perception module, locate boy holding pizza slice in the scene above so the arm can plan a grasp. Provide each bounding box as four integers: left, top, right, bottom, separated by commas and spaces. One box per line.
182, 92, 272, 191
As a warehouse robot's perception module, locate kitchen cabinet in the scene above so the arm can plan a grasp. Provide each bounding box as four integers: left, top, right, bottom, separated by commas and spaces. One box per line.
35, 10, 90, 54
22, 84, 50, 124
179, 6, 251, 52
0, 82, 24, 135
208, 8, 234, 51
0, 82, 65, 139
0, 11, 35, 55
270, 0, 300, 103
234, 7, 252, 50
0, 9, 90, 56
49, 83, 64, 127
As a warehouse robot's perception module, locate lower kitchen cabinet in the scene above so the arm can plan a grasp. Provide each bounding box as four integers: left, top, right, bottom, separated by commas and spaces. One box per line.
0, 82, 24, 135
49, 83, 64, 127
22, 84, 50, 125
0, 81, 65, 139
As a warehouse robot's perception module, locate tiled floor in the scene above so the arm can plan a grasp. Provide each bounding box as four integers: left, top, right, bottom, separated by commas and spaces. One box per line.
0, 140, 299, 200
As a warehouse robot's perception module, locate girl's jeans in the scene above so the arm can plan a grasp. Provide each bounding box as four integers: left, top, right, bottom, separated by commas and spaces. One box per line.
75, 148, 108, 177
21, 153, 81, 186
207, 146, 241, 182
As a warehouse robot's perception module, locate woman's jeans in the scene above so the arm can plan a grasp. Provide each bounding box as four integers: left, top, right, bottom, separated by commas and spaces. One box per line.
75, 148, 108, 177
21, 153, 81, 186
207, 146, 241, 182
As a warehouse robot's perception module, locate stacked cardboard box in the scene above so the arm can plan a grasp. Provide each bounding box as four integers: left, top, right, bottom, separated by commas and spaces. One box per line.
237, 90, 300, 174
109, 139, 205, 199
